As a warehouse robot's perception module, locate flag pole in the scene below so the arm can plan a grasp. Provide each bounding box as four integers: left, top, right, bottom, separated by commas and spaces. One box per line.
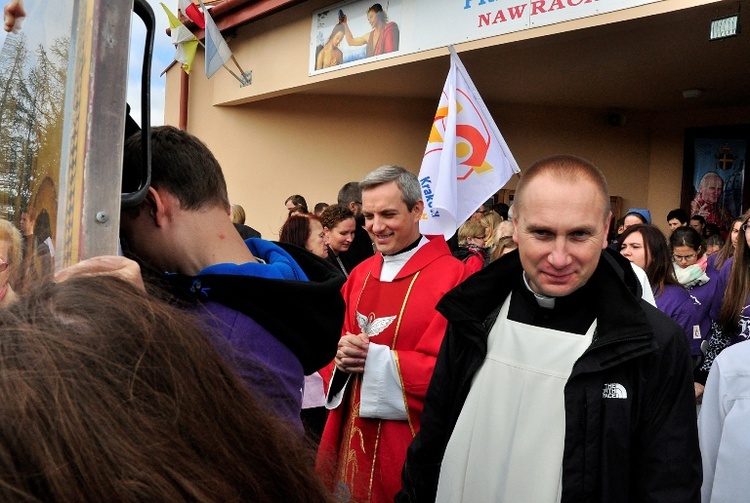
196, 0, 249, 84
192, 38, 244, 83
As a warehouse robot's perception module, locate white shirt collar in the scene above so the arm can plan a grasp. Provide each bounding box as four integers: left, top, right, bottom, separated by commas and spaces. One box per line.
522, 271, 556, 309
380, 236, 429, 282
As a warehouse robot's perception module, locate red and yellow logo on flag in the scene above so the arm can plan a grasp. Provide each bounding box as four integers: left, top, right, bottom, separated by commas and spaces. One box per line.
418, 47, 520, 238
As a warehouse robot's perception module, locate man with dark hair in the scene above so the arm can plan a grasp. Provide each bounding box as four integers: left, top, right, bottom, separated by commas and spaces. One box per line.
120, 126, 344, 430
399, 154, 700, 502
313, 202, 329, 216
336, 181, 374, 269
690, 214, 707, 236
285, 194, 308, 213
317, 166, 465, 503
667, 208, 689, 231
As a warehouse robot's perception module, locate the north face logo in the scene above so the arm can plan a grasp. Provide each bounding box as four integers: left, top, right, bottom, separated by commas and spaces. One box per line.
602, 383, 628, 399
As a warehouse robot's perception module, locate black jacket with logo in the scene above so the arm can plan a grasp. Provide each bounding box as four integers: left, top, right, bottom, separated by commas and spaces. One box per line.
398, 249, 701, 503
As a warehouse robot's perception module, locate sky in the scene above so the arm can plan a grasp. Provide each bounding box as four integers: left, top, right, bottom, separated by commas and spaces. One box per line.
128, 0, 176, 127
0, 1, 182, 127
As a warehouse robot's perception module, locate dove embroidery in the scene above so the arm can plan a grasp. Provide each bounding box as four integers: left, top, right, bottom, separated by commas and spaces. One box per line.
356, 311, 397, 337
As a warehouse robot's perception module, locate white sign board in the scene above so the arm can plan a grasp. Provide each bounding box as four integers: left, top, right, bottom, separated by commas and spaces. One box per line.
310, 0, 664, 75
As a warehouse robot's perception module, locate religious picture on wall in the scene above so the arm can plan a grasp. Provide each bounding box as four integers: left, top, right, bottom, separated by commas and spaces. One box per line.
689, 137, 747, 231
311, 0, 401, 74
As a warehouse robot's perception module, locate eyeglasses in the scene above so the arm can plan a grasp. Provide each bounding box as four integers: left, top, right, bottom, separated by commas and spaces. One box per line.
0, 261, 8, 273
673, 253, 697, 262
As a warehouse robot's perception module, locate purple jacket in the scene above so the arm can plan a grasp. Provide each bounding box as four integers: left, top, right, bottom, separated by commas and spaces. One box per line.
201, 302, 305, 430
682, 264, 722, 355
655, 284, 703, 355
167, 239, 346, 431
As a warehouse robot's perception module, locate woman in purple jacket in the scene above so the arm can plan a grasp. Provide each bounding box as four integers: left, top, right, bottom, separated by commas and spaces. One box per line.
669, 227, 721, 362
701, 211, 750, 382
620, 225, 702, 381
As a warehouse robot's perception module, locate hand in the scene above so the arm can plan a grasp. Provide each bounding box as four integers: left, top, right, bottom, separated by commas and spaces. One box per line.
334, 332, 369, 373
695, 203, 710, 218
55, 255, 145, 292
4, 0, 25, 33
694, 382, 704, 404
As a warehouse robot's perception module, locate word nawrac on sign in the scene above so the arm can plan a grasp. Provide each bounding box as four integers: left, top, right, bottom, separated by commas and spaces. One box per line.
464, 0, 602, 28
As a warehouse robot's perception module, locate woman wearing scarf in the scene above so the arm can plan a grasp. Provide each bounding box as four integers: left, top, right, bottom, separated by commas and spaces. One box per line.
620, 225, 705, 402
670, 226, 721, 402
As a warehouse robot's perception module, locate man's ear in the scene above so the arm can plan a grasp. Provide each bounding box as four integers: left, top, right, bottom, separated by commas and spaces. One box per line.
146, 187, 172, 228
348, 201, 358, 213
412, 199, 424, 220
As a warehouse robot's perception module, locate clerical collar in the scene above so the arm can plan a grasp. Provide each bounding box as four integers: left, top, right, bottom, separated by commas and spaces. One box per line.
522, 271, 556, 309
381, 236, 428, 282
384, 235, 423, 257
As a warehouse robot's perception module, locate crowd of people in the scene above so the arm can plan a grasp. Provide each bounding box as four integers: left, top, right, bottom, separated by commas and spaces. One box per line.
2, 0, 744, 499
0, 114, 746, 501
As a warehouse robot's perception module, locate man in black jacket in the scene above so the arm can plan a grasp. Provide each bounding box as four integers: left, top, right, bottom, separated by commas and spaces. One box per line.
398, 155, 701, 502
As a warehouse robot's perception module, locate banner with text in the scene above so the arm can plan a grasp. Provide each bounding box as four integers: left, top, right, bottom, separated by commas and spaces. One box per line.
310, 0, 662, 74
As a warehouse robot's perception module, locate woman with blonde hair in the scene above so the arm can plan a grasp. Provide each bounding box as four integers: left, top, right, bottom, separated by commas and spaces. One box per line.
490, 235, 518, 263
480, 211, 502, 250
0, 219, 22, 307
453, 221, 487, 275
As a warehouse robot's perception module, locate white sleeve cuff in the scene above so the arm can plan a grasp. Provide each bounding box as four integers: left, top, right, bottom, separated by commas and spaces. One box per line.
359, 343, 407, 420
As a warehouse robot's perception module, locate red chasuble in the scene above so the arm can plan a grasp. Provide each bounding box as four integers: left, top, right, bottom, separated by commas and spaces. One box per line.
317, 237, 466, 503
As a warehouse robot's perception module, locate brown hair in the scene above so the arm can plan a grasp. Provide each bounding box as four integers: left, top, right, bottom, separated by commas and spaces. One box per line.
285, 195, 309, 213
123, 126, 230, 212
619, 224, 678, 296
319, 204, 355, 231
514, 155, 610, 219
721, 211, 750, 334
280, 214, 317, 249
0, 276, 331, 502
714, 213, 746, 271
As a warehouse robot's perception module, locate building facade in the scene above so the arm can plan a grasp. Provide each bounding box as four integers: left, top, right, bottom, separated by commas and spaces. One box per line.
165, 0, 749, 237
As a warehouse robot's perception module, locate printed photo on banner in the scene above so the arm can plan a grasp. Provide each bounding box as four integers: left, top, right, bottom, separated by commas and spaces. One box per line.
309, 0, 662, 76
310, 0, 401, 74
683, 125, 750, 232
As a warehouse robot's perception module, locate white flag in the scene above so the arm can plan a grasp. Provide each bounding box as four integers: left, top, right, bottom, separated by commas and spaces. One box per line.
198, 0, 232, 79
418, 46, 520, 239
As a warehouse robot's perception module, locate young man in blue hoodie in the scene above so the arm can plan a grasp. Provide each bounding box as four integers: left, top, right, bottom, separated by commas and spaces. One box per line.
120, 126, 344, 430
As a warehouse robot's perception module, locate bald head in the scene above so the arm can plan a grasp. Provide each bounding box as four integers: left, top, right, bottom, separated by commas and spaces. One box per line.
513, 155, 610, 219
698, 172, 723, 205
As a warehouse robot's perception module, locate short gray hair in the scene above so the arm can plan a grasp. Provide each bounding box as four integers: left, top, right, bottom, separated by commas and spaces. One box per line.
360, 165, 422, 210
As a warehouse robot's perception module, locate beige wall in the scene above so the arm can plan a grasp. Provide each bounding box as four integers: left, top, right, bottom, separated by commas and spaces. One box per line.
163, 0, 746, 239
165, 66, 749, 239
201, 0, 718, 106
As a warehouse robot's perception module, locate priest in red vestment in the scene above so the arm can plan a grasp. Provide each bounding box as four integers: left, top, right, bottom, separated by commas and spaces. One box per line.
316, 166, 466, 503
